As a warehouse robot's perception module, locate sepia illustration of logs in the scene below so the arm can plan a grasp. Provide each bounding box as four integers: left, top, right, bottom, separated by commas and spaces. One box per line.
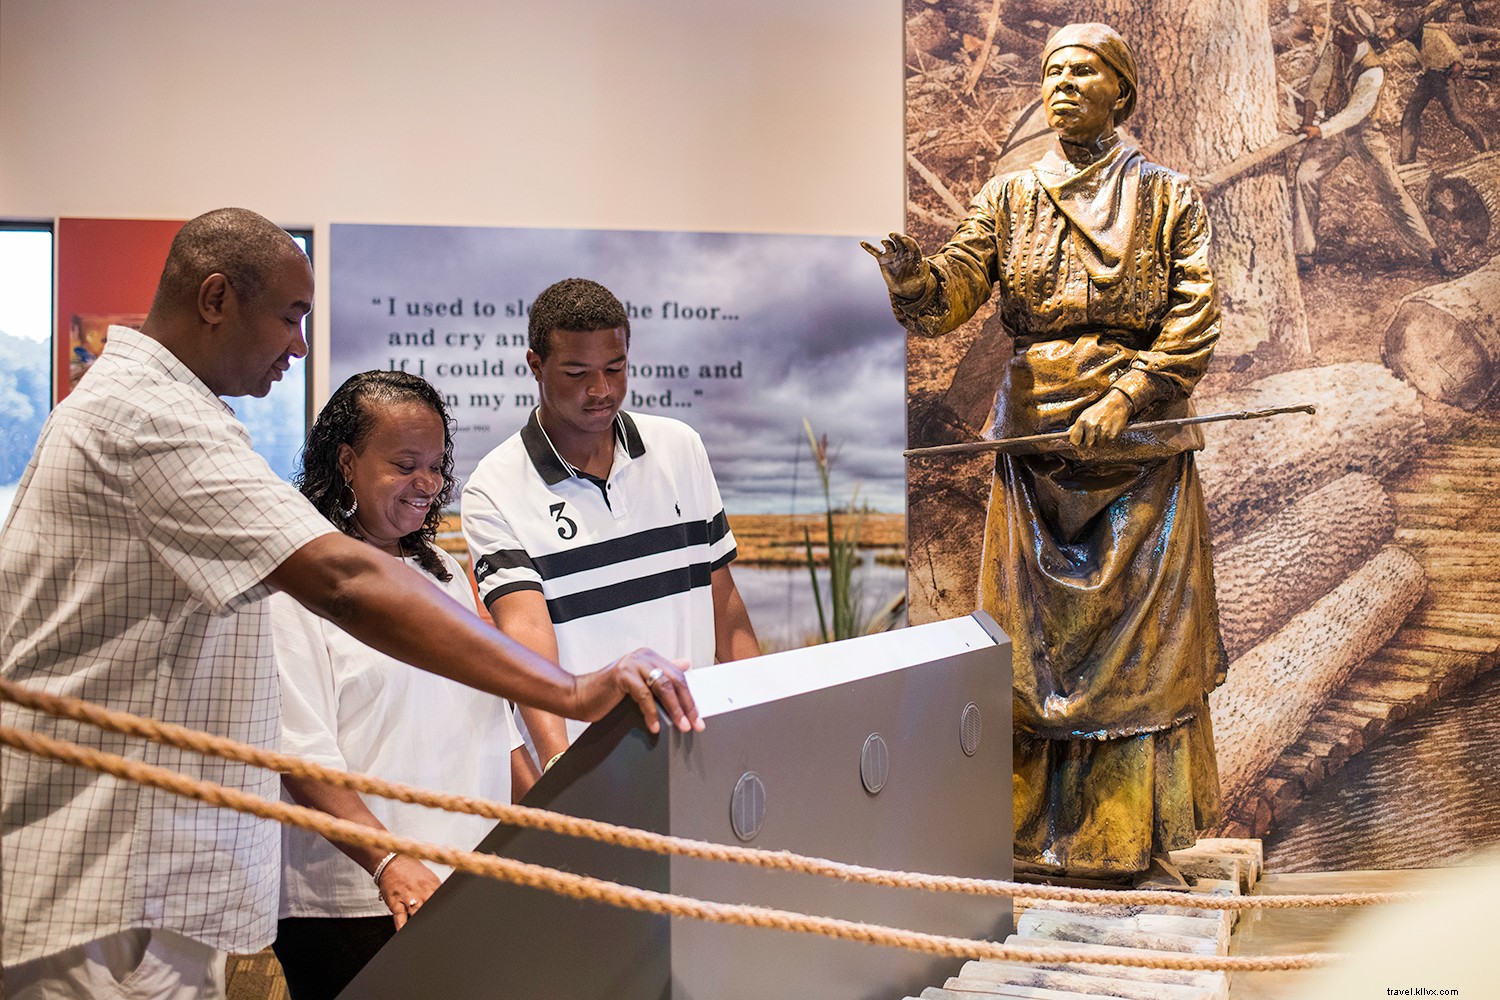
1210, 546, 1427, 819
1193, 362, 1434, 836
1191, 339, 1500, 856
1194, 362, 1428, 536
1212, 473, 1396, 662
1383, 252, 1500, 408
1402, 151, 1500, 262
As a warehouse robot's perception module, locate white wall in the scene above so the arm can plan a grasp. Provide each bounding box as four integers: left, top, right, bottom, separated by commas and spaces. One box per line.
0, 0, 904, 399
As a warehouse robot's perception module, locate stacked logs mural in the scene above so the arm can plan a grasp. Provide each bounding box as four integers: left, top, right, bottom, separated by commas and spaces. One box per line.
904, 0, 1500, 871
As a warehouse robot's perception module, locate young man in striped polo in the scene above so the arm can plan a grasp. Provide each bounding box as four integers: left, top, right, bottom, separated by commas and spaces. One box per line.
463, 278, 759, 768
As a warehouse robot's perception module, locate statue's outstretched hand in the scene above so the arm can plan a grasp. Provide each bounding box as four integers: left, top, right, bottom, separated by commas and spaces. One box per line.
860, 232, 930, 299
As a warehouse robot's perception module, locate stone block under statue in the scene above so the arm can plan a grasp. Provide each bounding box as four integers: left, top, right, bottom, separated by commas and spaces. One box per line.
340, 612, 1013, 1000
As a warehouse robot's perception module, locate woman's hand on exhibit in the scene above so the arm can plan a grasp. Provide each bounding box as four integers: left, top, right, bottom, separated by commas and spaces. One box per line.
572, 649, 702, 736
1068, 389, 1133, 449
860, 233, 932, 300
377, 856, 442, 930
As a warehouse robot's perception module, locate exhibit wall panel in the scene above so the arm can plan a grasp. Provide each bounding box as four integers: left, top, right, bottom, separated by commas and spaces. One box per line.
327, 222, 910, 650
903, 0, 1500, 872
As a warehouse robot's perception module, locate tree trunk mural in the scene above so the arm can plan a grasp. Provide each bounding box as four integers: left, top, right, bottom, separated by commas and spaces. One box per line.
1088, 0, 1310, 361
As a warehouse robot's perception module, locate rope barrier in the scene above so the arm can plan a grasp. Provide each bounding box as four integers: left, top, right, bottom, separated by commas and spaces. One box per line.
0, 677, 1425, 912
0, 723, 1341, 973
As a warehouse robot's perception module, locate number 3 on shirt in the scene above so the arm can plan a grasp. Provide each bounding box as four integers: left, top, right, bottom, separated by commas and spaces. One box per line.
549, 502, 578, 540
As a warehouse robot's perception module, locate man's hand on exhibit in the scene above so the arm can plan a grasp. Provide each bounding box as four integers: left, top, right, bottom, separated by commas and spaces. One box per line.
860, 232, 931, 300
1068, 388, 1133, 449
573, 649, 703, 735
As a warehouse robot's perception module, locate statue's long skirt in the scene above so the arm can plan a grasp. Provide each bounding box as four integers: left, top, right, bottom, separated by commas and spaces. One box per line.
1012, 703, 1221, 874
980, 449, 1226, 875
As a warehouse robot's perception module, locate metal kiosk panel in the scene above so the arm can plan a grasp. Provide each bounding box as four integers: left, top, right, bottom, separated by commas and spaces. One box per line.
341, 612, 1013, 1000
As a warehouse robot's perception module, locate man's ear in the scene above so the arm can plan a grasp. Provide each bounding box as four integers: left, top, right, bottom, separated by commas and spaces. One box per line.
526, 348, 543, 380
198, 273, 230, 324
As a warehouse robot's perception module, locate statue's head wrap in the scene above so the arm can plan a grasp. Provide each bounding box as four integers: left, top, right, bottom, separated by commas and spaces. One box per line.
1041, 23, 1140, 124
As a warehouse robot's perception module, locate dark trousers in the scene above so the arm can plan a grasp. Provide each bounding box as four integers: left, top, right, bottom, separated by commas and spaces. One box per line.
1400, 70, 1488, 164
273, 916, 395, 1000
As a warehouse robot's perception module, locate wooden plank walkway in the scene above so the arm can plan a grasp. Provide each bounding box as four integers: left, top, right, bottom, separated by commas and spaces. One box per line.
1216, 417, 1500, 839
902, 842, 1259, 1000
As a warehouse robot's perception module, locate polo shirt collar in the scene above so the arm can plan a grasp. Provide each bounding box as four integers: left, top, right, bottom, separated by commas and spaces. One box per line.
520, 408, 647, 486
619, 411, 646, 459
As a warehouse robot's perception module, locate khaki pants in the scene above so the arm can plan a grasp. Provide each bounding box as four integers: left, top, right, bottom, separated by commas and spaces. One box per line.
3, 929, 226, 1000
1292, 126, 1436, 261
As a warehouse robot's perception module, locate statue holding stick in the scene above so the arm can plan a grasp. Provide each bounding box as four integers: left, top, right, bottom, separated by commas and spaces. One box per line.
866, 23, 1231, 888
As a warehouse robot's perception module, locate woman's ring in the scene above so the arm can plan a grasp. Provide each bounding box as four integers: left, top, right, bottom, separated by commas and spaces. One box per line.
407, 898, 418, 906
646, 667, 664, 688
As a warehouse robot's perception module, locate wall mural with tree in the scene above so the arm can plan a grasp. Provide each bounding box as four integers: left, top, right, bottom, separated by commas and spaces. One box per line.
904, 0, 1500, 871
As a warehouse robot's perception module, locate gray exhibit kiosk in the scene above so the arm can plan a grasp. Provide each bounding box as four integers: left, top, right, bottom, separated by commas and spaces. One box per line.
342, 612, 1013, 1000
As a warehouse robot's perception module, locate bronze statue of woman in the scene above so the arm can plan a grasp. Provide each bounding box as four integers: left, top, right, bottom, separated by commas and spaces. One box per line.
866, 22, 1228, 888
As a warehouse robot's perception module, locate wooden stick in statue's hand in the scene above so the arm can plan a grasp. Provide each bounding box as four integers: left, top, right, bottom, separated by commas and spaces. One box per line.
903, 403, 1318, 458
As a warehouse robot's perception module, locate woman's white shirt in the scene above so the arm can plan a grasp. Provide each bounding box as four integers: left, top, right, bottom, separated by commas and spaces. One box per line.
272, 547, 522, 918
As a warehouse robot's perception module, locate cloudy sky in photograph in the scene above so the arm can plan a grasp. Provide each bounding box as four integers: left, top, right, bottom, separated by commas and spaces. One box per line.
330, 224, 906, 513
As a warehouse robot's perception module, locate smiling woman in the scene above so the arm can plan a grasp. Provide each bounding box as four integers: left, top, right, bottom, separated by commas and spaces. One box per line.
271, 369, 534, 1000
337, 400, 446, 556
295, 371, 458, 578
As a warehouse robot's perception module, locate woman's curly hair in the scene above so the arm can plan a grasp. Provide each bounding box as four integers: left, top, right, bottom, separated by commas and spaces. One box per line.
296, 370, 457, 582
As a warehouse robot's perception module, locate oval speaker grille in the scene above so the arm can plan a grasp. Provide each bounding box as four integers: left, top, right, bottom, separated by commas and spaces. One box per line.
861, 733, 889, 794
960, 702, 982, 756
731, 771, 766, 841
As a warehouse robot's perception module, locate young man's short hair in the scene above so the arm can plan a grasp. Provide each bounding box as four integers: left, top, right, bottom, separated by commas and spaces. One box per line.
527, 278, 631, 360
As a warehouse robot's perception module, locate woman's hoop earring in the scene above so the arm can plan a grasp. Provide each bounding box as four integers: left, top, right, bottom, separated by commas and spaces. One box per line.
339, 483, 359, 520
